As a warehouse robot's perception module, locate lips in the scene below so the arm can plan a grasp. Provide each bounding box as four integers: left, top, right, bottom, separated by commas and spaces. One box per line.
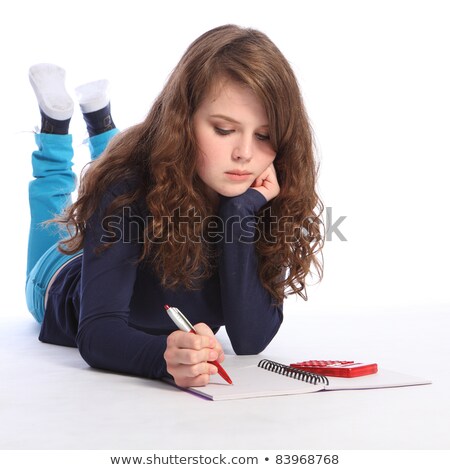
225, 170, 253, 181
226, 170, 252, 176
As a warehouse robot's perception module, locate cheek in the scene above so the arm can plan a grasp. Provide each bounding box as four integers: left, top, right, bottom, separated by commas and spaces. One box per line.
197, 139, 225, 174
196, 129, 215, 158
195, 150, 216, 184
260, 149, 277, 169
202, 136, 223, 159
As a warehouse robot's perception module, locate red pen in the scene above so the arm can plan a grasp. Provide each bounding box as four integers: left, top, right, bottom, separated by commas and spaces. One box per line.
164, 305, 233, 384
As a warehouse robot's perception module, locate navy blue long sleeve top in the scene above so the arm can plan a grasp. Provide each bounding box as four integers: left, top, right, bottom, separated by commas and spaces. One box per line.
39, 183, 283, 379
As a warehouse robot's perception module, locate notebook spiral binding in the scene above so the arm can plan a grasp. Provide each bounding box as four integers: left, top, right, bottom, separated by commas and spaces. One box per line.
258, 359, 330, 386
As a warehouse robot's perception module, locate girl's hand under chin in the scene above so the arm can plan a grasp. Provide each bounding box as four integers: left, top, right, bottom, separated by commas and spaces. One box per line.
250, 163, 280, 202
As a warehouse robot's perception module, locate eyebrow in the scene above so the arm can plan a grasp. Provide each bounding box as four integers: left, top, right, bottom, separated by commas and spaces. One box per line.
210, 114, 269, 128
209, 114, 240, 124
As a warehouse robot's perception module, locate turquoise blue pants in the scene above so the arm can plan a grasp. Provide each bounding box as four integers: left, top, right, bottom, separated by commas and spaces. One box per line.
25, 129, 119, 323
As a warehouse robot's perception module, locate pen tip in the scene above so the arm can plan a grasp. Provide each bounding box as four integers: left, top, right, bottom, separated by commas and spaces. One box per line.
164, 305, 170, 310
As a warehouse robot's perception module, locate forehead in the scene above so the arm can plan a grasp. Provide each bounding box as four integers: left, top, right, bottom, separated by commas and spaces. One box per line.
196, 79, 268, 123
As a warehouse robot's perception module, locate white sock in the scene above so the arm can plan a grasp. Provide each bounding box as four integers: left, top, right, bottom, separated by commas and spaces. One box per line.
75, 79, 110, 114
29, 63, 74, 121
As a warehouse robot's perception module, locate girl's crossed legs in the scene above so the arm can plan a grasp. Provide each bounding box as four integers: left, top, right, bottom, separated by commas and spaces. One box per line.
25, 64, 119, 323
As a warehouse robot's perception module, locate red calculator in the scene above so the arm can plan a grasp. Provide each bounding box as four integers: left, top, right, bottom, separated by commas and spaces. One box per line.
290, 360, 378, 378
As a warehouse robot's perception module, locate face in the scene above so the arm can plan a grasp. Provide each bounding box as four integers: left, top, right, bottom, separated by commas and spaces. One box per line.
193, 80, 276, 201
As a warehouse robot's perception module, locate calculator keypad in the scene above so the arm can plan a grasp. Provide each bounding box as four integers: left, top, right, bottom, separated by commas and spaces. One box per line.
290, 360, 378, 377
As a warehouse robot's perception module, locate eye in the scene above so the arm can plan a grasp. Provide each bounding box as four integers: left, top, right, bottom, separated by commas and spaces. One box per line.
255, 133, 270, 141
214, 127, 234, 136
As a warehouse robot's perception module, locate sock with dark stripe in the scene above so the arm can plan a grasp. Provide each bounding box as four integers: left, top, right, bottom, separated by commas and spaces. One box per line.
40, 111, 71, 135
82, 103, 116, 137
75, 79, 115, 137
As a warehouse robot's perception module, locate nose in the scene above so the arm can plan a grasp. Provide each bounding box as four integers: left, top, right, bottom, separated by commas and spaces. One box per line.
231, 135, 253, 162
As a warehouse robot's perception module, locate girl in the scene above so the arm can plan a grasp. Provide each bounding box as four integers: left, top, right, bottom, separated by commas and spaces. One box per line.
25, 24, 323, 388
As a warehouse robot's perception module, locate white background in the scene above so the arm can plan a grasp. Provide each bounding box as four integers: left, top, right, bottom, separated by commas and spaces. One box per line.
1, 0, 449, 317
1, 1, 450, 462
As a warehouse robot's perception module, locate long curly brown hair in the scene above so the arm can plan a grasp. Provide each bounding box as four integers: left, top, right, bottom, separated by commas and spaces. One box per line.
58, 24, 324, 304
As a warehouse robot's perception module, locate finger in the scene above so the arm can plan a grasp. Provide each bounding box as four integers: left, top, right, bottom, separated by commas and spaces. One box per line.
176, 360, 217, 378
194, 323, 225, 357
253, 164, 275, 188
167, 330, 212, 350
176, 346, 219, 366
259, 164, 280, 192
261, 164, 276, 183
251, 177, 263, 188
193, 322, 215, 337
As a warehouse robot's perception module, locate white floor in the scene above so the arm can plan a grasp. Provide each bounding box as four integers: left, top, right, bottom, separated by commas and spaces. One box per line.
1, 303, 449, 451
1, 3, 449, 467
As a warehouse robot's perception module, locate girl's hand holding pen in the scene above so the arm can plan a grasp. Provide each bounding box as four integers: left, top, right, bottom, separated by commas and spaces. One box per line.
164, 323, 225, 387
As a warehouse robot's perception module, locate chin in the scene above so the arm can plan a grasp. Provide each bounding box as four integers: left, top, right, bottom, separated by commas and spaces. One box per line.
217, 186, 250, 198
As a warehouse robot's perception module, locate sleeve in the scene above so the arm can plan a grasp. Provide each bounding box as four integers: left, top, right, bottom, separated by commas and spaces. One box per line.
75, 183, 169, 379
218, 188, 283, 355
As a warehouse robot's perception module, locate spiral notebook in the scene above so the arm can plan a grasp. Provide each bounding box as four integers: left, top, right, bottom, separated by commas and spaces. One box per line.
166, 356, 432, 401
